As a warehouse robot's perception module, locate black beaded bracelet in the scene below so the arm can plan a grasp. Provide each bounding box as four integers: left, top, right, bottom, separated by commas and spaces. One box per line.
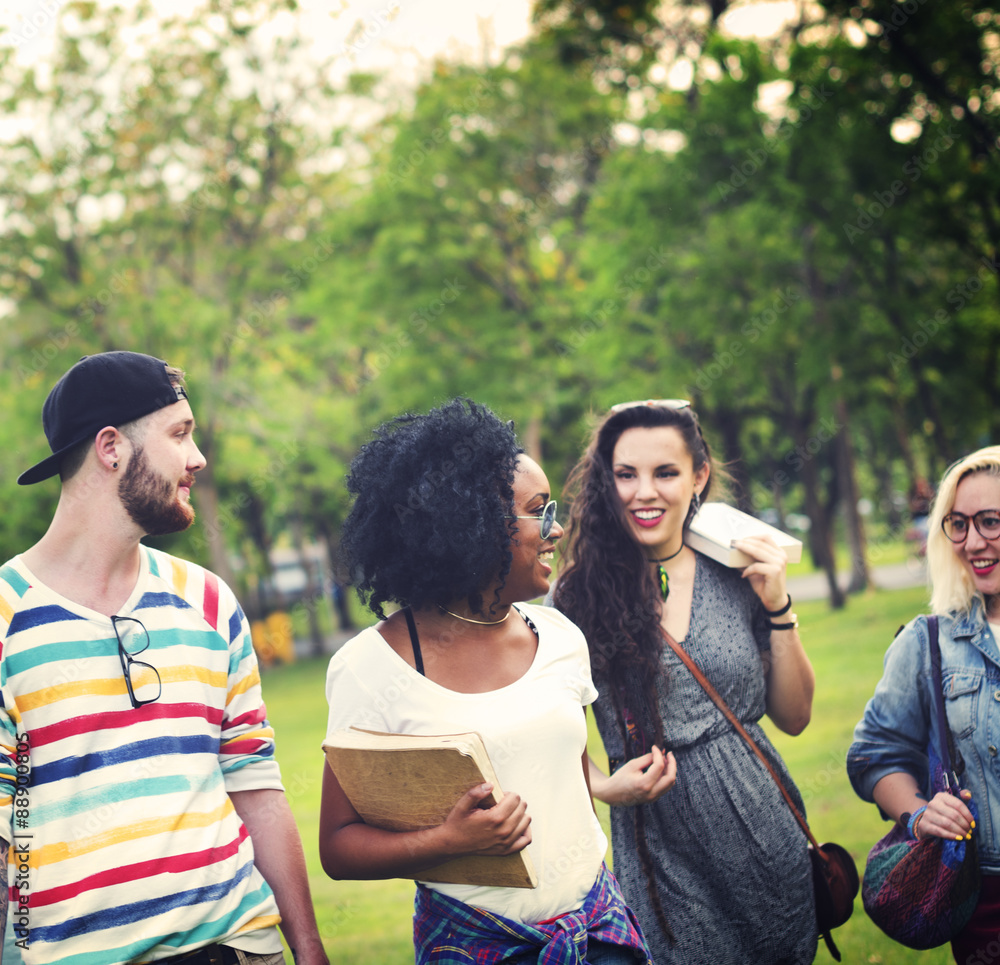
764, 595, 792, 617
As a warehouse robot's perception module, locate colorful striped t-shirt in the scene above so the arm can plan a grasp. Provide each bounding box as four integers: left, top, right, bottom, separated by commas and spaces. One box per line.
0, 546, 284, 965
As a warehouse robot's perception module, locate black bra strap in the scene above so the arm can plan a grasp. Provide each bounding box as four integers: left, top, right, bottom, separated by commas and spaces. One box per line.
403, 605, 538, 679
403, 606, 425, 676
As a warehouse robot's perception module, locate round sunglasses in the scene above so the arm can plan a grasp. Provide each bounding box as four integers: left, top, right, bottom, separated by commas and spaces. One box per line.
506, 499, 558, 540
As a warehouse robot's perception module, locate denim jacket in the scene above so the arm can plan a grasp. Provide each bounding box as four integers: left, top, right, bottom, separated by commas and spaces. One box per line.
847, 597, 1000, 873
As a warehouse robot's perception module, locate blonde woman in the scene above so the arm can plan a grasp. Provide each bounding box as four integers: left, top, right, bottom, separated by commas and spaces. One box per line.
849, 446, 1000, 962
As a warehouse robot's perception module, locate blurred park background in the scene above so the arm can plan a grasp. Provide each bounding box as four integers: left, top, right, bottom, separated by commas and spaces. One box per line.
1, 0, 998, 639
2, 0, 998, 960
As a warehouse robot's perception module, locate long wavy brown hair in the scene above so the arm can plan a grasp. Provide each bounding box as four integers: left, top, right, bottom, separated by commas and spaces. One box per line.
552, 401, 716, 944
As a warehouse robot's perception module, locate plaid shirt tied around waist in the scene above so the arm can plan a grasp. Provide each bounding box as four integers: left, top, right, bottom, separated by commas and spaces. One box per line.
413, 863, 651, 965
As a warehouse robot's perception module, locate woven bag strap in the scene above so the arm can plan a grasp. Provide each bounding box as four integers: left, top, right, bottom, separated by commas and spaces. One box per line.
660, 628, 824, 857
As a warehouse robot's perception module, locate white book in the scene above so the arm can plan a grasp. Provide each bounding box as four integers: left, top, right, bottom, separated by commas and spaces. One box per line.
684, 502, 803, 567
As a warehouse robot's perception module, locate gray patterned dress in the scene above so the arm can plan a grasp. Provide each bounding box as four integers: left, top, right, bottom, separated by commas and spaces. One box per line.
590, 554, 817, 964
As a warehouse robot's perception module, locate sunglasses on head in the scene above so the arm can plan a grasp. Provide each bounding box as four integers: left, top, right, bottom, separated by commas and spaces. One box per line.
609, 399, 691, 414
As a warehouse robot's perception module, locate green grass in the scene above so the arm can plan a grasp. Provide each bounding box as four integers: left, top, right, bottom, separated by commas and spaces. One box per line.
262, 585, 951, 964
763, 586, 952, 964
257, 658, 417, 964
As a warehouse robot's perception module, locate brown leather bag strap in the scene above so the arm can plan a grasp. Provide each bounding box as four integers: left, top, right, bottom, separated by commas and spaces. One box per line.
661, 628, 825, 858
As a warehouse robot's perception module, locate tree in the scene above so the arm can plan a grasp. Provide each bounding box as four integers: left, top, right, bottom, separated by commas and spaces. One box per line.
531, 0, 1000, 603
300, 40, 631, 472
0, 0, 366, 615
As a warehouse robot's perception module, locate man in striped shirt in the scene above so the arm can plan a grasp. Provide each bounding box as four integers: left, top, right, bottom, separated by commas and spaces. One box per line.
0, 352, 328, 965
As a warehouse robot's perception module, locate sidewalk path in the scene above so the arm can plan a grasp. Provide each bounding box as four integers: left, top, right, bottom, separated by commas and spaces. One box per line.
788, 559, 927, 602
300, 561, 930, 659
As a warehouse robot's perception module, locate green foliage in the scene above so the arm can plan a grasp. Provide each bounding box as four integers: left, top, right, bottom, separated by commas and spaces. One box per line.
2, 0, 999, 610
0, 0, 374, 595
532, 0, 731, 89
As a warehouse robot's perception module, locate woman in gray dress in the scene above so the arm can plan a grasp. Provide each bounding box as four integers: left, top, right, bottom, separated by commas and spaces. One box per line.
551, 399, 817, 964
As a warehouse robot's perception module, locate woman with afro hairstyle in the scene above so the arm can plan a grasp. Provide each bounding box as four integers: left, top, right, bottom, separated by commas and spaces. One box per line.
551, 399, 817, 964
319, 399, 652, 965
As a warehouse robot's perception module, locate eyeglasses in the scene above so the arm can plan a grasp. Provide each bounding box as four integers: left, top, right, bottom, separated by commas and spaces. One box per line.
941, 510, 1000, 543
609, 399, 691, 414
506, 499, 558, 540
112, 615, 162, 708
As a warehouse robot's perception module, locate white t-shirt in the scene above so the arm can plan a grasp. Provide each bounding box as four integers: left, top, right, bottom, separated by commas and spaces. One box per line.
323, 603, 607, 923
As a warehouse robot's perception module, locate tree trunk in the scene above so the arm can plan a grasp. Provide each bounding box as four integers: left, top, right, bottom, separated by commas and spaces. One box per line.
291, 514, 326, 658
317, 515, 356, 632
191, 461, 240, 593
243, 490, 273, 621
523, 413, 543, 462
883, 305, 954, 464
871, 451, 902, 532
714, 405, 750, 511
796, 419, 845, 608
798, 226, 845, 607
833, 390, 870, 594
891, 396, 918, 487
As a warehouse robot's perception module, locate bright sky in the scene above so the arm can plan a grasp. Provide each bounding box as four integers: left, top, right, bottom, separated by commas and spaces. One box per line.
0, 0, 535, 68
1, 0, 799, 68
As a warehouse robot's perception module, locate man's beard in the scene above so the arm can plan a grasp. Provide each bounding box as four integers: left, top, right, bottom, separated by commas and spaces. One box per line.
119, 447, 195, 536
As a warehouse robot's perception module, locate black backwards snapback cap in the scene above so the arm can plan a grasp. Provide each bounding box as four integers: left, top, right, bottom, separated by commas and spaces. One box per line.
18, 351, 188, 486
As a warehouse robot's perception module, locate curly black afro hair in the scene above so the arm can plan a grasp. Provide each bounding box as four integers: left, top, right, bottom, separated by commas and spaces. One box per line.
341, 398, 523, 620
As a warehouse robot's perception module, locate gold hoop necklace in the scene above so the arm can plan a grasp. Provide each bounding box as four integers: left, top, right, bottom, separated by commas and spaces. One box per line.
438, 605, 511, 626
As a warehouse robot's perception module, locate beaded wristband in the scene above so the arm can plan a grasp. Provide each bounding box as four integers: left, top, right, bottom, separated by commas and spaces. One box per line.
907, 805, 928, 840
